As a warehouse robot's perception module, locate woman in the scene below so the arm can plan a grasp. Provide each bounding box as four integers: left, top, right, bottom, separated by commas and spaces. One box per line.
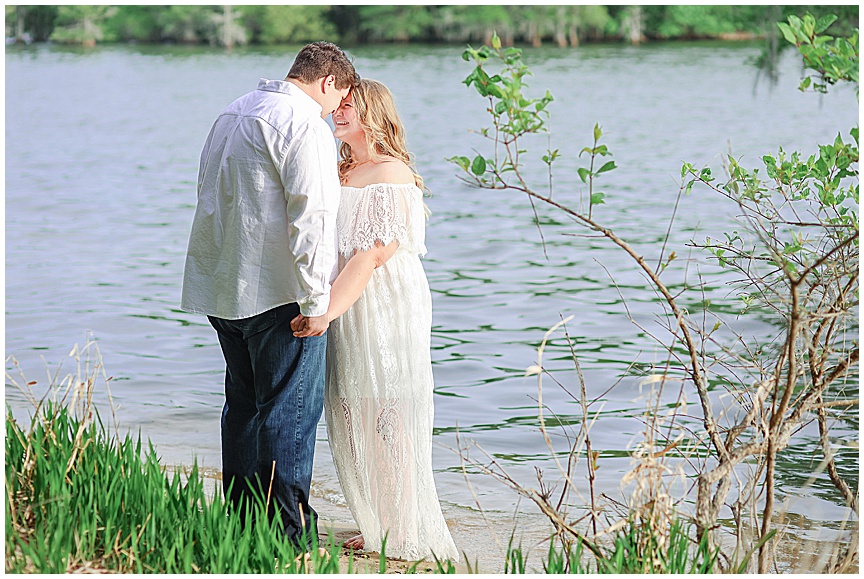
291, 79, 458, 562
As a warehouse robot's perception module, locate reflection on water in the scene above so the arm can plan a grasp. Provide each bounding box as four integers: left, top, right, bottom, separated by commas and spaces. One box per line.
5, 41, 858, 571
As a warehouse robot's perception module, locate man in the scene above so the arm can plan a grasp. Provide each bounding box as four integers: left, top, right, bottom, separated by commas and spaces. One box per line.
181, 41, 358, 549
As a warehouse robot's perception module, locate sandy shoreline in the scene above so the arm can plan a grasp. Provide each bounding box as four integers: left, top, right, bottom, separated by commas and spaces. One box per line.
319, 520, 461, 574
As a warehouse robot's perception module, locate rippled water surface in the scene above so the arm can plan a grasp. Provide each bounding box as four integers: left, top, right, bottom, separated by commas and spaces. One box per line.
6, 42, 858, 571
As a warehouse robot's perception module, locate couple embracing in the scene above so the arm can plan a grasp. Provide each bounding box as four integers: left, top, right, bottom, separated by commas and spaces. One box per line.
180, 42, 458, 562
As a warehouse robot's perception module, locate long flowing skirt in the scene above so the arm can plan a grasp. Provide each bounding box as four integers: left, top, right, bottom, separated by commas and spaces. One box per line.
325, 251, 458, 561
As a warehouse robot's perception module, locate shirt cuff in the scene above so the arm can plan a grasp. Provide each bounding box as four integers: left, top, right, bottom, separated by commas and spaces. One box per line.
299, 294, 330, 318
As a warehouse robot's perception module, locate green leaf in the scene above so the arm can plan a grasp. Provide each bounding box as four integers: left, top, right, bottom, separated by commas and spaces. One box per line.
596, 160, 617, 174
503, 49, 521, 65
593, 123, 602, 143
577, 167, 591, 183
681, 162, 693, 178
777, 22, 796, 45
491, 32, 501, 50
447, 156, 470, 171
472, 67, 492, 96
814, 14, 838, 35
486, 83, 504, 99
543, 150, 559, 165
471, 155, 487, 176
802, 15, 815, 39
590, 192, 606, 205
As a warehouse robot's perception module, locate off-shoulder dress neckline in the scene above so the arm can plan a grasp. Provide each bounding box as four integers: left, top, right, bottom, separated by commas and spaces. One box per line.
341, 182, 420, 191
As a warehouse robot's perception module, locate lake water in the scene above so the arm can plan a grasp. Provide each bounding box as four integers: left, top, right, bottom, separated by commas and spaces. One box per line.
5, 41, 858, 571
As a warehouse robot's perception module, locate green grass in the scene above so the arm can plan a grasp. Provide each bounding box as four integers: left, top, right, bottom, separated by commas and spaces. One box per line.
563, 519, 718, 573
5, 404, 344, 573
5, 402, 719, 574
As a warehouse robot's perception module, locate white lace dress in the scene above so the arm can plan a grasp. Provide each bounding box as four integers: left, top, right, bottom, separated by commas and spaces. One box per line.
325, 182, 459, 562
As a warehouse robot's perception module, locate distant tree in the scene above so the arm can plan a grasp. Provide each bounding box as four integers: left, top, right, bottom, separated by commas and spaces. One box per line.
29, 6, 59, 41
104, 5, 162, 43
501, 5, 610, 47
654, 6, 732, 39
618, 5, 645, 45
557, 5, 613, 46
431, 6, 512, 45
238, 5, 336, 45
642, 5, 766, 39
327, 5, 361, 44
50, 6, 115, 46
355, 5, 433, 42
212, 5, 247, 48
6, 6, 26, 43
156, 5, 218, 44
5, 5, 58, 42
506, 5, 547, 47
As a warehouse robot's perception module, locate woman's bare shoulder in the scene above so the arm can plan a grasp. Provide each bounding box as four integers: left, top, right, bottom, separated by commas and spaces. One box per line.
370, 158, 415, 186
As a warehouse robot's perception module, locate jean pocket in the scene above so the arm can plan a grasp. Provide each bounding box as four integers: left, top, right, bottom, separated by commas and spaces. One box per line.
237, 309, 278, 335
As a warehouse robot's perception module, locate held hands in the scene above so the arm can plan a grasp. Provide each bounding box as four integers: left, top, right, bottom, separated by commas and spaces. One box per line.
291, 313, 329, 338
292, 243, 395, 339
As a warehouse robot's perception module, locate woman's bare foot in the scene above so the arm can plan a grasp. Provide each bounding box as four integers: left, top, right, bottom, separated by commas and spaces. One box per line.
343, 534, 364, 550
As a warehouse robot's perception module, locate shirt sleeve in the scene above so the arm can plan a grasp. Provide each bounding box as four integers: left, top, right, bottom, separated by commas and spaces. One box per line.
280, 119, 340, 318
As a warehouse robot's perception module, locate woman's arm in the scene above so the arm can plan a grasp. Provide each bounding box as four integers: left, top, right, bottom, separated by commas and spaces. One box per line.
291, 239, 398, 337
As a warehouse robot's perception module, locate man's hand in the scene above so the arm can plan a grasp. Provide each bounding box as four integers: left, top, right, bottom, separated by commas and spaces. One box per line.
291, 313, 329, 337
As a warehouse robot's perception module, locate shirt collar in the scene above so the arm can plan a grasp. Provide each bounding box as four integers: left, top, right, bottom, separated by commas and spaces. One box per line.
257, 78, 323, 116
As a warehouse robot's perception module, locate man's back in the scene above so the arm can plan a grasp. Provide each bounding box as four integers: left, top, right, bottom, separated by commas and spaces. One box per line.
181, 79, 339, 320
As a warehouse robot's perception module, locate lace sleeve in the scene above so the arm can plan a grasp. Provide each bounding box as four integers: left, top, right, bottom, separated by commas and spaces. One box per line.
339, 183, 423, 257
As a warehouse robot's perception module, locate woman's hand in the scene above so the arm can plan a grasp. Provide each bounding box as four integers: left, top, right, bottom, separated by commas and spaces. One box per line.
291, 313, 329, 337
292, 241, 398, 338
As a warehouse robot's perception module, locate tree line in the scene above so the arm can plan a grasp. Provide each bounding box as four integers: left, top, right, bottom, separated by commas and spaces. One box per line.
5, 5, 858, 48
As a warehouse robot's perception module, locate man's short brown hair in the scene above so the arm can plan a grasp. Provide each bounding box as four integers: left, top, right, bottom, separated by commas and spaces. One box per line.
286, 41, 359, 90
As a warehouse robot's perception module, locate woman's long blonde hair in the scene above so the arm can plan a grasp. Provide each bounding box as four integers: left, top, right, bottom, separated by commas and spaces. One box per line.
337, 79, 424, 191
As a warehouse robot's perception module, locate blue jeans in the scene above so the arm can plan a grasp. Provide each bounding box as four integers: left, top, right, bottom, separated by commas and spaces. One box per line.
208, 303, 326, 549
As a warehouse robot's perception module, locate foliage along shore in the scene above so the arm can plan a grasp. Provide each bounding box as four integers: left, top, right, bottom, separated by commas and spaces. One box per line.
4, 339, 719, 574
3, 398, 453, 573
5, 5, 858, 48
5, 395, 717, 573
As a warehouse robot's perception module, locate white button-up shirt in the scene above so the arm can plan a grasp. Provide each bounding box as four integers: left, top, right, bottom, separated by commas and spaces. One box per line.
181, 79, 339, 320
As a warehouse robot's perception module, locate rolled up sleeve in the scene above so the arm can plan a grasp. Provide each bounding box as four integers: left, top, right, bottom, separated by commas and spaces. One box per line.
281, 121, 340, 317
